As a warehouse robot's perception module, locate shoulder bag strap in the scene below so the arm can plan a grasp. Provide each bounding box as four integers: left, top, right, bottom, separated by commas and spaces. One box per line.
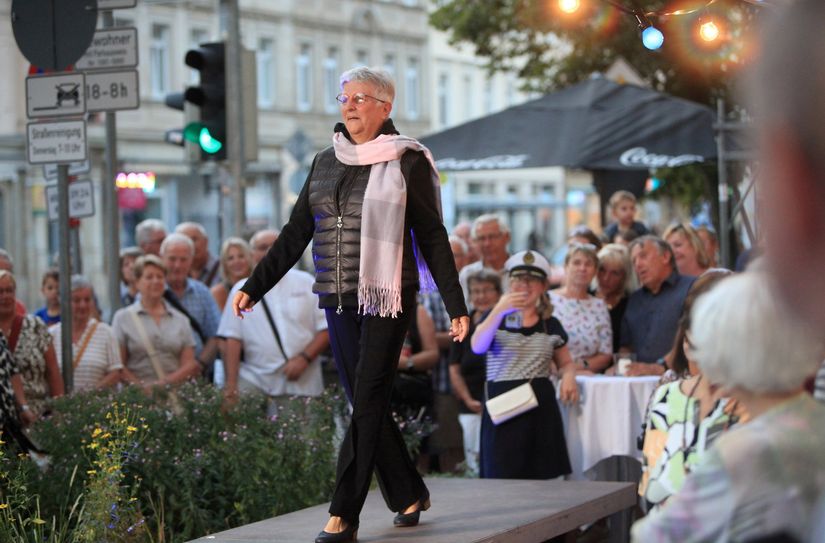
8, 314, 24, 353
128, 309, 182, 414
163, 290, 207, 344
72, 321, 99, 370
203, 259, 220, 286
128, 310, 167, 382
259, 297, 289, 361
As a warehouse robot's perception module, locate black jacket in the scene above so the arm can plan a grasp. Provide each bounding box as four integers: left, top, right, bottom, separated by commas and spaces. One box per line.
241, 119, 467, 320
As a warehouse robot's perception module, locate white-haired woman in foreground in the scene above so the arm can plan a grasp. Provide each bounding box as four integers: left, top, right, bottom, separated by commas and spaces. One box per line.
631, 272, 825, 543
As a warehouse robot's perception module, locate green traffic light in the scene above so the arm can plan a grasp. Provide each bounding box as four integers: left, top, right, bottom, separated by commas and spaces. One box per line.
198, 128, 223, 154
183, 122, 223, 154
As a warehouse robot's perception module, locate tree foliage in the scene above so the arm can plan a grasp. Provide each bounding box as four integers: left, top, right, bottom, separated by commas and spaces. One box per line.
429, 0, 762, 106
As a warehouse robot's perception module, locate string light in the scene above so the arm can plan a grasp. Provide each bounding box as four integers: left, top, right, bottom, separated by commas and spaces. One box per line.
558, 0, 581, 14
635, 11, 664, 50
699, 18, 720, 42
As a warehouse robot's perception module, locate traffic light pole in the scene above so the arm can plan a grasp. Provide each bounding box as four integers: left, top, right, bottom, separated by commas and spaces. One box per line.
220, 0, 246, 237
102, 9, 121, 317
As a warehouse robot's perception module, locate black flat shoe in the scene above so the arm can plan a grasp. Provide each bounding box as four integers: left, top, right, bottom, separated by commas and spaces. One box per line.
314, 522, 358, 543
393, 496, 431, 527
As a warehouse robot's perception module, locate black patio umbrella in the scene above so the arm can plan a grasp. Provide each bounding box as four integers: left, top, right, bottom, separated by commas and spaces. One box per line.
420, 75, 718, 172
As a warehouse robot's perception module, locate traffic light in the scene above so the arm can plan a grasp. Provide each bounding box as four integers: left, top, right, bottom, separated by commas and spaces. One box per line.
182, 42, 226, 160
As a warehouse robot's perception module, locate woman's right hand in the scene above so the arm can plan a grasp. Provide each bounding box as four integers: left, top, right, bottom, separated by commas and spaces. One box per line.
232, 291, 256, 319
494, 291, 527, 315
465, 398, 483, 413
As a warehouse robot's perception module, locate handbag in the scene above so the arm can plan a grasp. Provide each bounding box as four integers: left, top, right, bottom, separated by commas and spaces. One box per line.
485, 380, 538, 425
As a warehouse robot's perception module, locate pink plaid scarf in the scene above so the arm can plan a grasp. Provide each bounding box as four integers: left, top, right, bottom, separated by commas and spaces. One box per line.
333, 132, 441, 318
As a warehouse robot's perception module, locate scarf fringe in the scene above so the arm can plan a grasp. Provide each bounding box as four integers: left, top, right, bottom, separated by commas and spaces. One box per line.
358, 278, 402, 318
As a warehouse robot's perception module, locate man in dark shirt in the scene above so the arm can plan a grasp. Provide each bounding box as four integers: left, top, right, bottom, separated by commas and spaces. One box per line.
620, 236, 695, 376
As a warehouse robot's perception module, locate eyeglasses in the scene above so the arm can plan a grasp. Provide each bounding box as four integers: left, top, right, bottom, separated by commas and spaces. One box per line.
470, 287, 498, 295
335, 93, 388, 107
474, 232, 503, 243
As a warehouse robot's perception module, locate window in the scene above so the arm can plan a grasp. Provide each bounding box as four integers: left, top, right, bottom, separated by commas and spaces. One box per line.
483, 79, 494, 114
296, 43, 312, 112
150, 24, 171, 99
323, 47, 340, 113
463, 73, 473, 121
506, 75, 517, 106
257, 38, 275, 107
189, 28, 208, 84
355, 50, 369, 67
383, 53, 396, 79
437, 73, 449, 127
405, 57, 419, 120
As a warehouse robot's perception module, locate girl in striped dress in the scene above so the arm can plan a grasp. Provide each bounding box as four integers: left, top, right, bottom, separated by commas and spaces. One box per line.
472, 250, 579, 479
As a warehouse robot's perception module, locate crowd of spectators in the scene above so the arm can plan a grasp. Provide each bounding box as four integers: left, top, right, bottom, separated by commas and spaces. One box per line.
3, 2, 825, 535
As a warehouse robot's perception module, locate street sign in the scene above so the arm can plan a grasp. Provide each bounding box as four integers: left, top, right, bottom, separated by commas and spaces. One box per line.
10, 0, 98, 71
27, 119, 87, 164
45, 179, 95, 221
98, 0, 137, 8
26, 73, 86, 119
75, 28, 139, 71
43, 160, 91, 180
86, 70, 140, 112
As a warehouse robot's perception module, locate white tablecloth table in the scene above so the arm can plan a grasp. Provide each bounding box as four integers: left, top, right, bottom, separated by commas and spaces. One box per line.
559, 375, 661, 480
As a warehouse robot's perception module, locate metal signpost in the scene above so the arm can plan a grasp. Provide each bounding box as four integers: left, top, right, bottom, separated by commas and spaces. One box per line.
85, 70, 140, 112
13, 0, 139, 391
26, 120, 88, 164
45, 179, 96, 222
79, 6, 141, 323
75, 27, 139, 71
26, 73, 87, 118
44, 160, 91, 180
12, 0, 99, 392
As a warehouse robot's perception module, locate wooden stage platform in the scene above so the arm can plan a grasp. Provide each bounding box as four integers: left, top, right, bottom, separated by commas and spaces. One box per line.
188, 477, 636, 543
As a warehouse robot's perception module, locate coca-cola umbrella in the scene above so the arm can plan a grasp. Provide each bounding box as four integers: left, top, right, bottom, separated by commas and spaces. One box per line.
420, 75, 719, 172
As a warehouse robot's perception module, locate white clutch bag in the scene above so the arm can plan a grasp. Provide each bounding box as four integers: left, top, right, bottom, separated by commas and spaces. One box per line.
485, 381, 538, 425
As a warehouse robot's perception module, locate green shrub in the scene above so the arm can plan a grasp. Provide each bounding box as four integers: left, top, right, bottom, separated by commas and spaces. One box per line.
2, 383, 432, 542
18, 383, 344, 542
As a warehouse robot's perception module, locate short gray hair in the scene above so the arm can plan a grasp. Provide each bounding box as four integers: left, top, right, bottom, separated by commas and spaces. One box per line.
70, 274, 94, 293
135, 219, 167, 246
691, 272, 824, 393
448, 235, 468, 255
629, 235, 675, 269
160, 232, 194, 257
339, 66, 395, 102
471, 214, 510, 238
0, 248, 12, 272
175, 221, 207, 238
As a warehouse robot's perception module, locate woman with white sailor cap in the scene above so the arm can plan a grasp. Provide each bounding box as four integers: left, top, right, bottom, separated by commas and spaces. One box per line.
471, 250, 579, 479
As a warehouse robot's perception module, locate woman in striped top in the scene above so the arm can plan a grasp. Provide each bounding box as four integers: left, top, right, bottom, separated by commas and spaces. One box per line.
50, 275, 122, 392
472, 250, 579, 480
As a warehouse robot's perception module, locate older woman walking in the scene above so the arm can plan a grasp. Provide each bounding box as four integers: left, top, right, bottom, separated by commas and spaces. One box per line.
233, 66, 468, 543
632, 272, 825, 542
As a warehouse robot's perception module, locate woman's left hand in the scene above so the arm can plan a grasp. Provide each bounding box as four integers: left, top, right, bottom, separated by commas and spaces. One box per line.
559, 373, 580, 405
450, 316, 470, 342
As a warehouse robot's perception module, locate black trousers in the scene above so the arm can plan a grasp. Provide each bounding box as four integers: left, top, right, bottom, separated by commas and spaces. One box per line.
325, 301, 427, 525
